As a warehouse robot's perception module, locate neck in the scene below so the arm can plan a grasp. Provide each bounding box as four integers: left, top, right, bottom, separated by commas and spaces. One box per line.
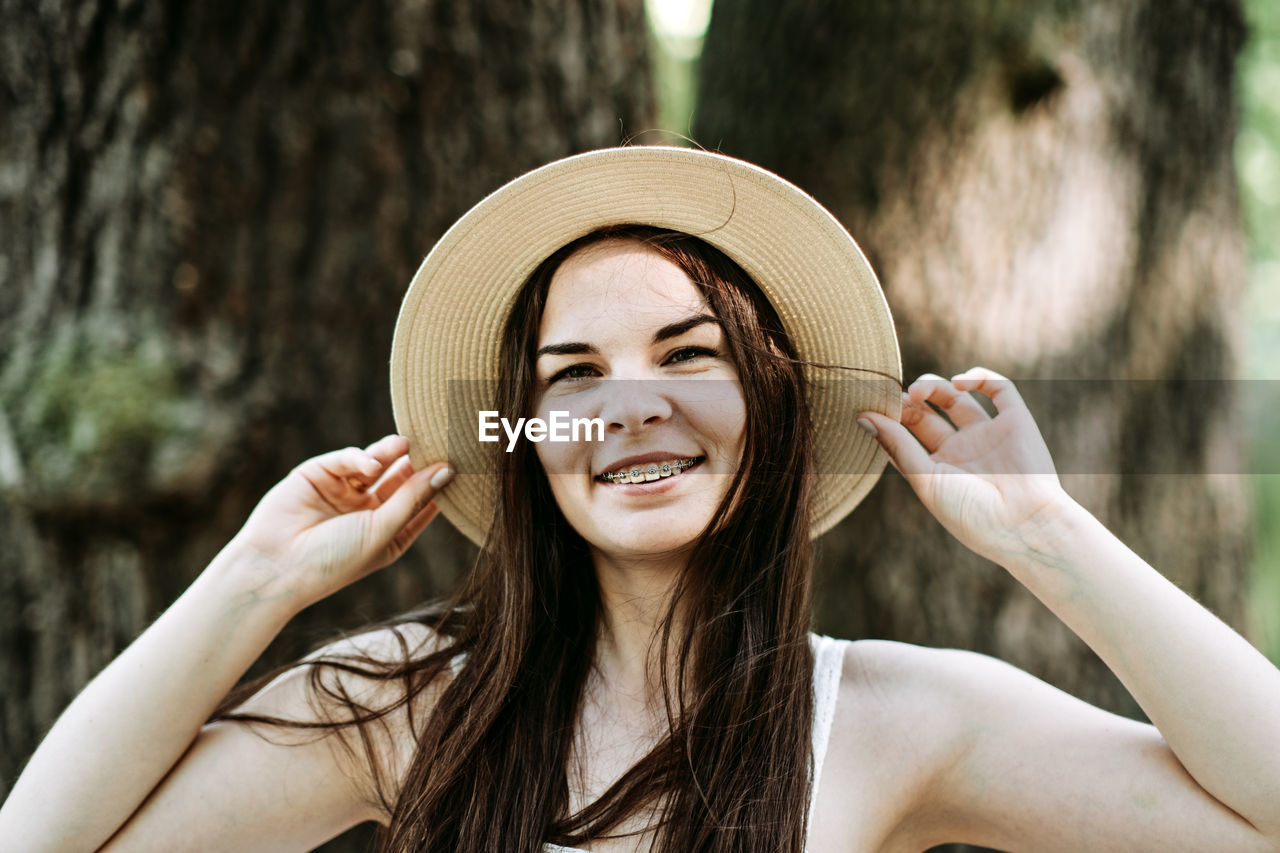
589, 549, 690, 706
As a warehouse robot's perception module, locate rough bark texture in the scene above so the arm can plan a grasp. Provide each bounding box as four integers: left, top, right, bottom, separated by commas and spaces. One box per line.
0, 1, 652, 848
697, 0, 1249, 792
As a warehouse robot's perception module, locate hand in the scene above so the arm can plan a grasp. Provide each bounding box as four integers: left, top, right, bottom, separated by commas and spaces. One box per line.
858, 367, 1072, 564
222, 434, 453, 610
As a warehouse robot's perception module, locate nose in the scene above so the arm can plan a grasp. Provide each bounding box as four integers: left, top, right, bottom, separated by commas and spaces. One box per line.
599, 379, 674, 434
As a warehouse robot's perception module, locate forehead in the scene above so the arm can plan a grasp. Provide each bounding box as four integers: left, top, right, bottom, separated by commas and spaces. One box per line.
538, 239, 709, 341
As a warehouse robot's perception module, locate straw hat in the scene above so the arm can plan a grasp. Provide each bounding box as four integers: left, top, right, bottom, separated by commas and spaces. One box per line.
390, 146, 901, 546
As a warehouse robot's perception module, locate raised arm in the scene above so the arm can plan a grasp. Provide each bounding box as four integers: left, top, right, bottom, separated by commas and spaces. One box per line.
0, 435, 453, 852
856, 369, 1280, 849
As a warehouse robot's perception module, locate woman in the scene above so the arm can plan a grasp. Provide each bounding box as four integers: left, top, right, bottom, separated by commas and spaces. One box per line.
4, 147, 1279, 852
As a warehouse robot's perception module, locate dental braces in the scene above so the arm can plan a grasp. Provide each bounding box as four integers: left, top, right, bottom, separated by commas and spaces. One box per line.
602, 457, 700, 484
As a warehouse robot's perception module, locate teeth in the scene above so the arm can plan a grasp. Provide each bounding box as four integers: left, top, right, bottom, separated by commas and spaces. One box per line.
602, 458, 698, 484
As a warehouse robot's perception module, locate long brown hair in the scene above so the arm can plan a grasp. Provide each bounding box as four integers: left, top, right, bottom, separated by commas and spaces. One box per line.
215, 226, 817, 852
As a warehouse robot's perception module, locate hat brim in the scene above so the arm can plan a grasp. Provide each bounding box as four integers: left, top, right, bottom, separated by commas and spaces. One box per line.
391, 146, 901, 546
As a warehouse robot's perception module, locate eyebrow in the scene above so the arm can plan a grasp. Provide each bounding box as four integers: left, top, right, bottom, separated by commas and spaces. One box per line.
535, 314, 720, 359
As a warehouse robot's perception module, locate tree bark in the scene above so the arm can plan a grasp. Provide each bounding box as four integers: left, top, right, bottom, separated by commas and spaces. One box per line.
0, 1, 652, 848
699, 0, 1248, 842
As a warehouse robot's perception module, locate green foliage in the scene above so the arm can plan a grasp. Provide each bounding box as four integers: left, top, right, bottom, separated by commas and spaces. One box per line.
1239, 0, 1280, 663
0, 324, 199, 510
645, 0, 712, 140
1240, 0, 1280, 270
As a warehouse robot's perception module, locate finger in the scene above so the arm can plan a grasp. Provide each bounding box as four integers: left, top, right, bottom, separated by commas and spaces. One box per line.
370, 499, 443, 573
388, 500, 442, 556
950, 367, 1026, 415
373, 462, 454, 541
908, 374, 991, 428
858, 412, 934, 487
303, 446, 384, 493
899, 392, 956, 453
371, 455, 414, 503
905, 373, 949, 406
363, 434, 411, 468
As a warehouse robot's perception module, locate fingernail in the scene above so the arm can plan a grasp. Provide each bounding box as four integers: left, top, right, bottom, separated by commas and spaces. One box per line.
856, 417, 878, 439
429, 466, 455, 489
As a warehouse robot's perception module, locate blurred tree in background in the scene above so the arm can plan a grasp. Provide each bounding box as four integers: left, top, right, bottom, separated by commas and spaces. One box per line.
698, 0, 1250, 722
0, 1, 652, 849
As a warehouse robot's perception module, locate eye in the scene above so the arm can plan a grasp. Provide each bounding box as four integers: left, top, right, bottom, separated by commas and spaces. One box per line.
665, 346, 718, 365
547, 362, 600, 384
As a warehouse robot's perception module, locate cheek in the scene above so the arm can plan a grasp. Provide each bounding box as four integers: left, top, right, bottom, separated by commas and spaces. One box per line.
686, 382, 747, 456
531, 402, 595, 478
534, 440, 579, 479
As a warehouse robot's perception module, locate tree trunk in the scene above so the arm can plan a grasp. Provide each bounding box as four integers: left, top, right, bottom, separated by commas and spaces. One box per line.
698, 0, 1248, 844
0, 1, 652, 849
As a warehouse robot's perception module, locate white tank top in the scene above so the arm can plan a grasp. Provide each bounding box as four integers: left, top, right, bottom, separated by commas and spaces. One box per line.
544, 632, 847, 852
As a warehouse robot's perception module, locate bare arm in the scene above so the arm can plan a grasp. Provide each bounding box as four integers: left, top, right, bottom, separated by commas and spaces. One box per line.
0, 435, 452, 852
858, 369, 1280, 849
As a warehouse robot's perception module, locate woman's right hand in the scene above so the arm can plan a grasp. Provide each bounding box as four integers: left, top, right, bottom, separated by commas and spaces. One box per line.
225, 434, 453, 610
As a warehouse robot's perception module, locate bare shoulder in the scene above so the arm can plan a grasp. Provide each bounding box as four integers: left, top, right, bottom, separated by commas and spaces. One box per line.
233, 620, 458, 821
301, 620, 453, 674
836, 638, 979, 730
838, 637, 1031, 708
818, 640, 1024, 850
832, 638, 1084, 778
241, 620, 454, 720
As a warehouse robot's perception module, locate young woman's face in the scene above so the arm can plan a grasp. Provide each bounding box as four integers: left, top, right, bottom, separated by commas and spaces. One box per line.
531, 239, 746, 563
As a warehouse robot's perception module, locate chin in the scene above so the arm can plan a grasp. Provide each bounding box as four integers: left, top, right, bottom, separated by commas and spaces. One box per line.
586, 516, 709, 563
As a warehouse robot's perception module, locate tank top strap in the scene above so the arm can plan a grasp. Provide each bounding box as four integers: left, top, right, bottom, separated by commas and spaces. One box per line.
807, 632, 847, 831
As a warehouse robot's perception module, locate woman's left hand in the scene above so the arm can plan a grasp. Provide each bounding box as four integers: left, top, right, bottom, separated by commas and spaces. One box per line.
857, 367, 1072, 564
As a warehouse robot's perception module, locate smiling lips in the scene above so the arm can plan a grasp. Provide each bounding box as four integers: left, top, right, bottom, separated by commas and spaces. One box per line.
599, 457, 703, 484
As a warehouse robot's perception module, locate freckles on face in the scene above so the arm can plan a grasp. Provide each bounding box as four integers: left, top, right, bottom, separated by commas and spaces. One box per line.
529, 239, 746, 560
